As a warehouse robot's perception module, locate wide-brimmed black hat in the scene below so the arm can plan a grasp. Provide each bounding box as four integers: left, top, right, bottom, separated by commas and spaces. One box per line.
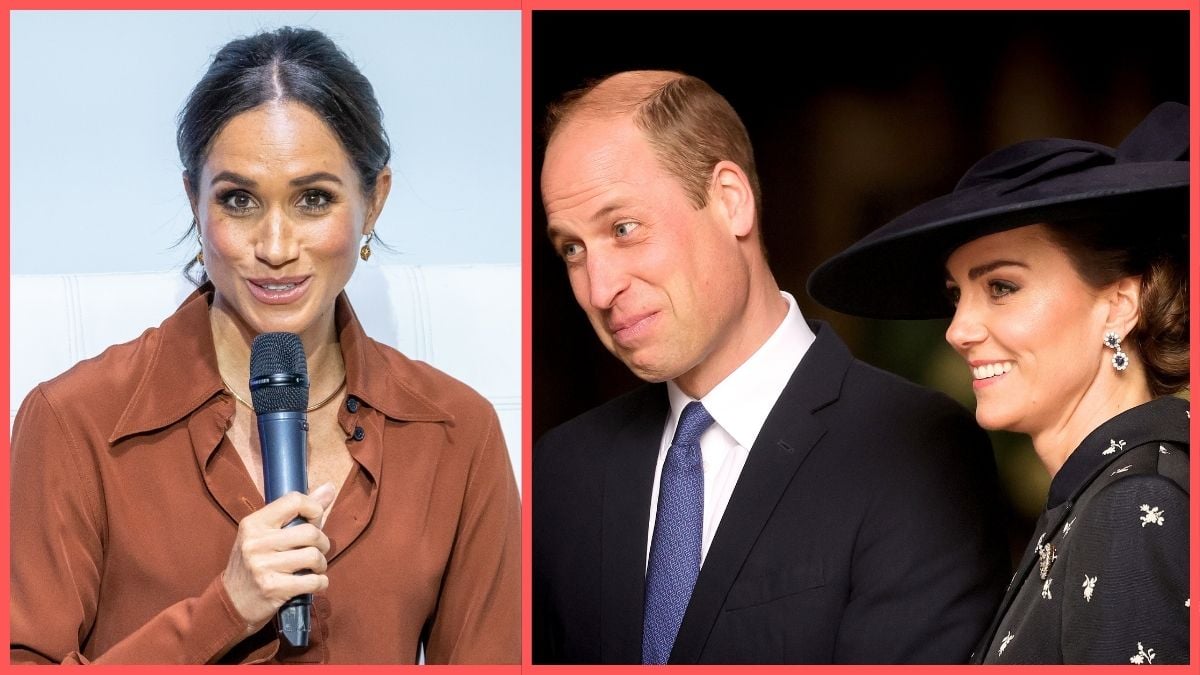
807, 102, 1189, 319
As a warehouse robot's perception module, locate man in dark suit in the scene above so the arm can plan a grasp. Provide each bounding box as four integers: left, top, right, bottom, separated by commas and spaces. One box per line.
533, 70, 1009, 664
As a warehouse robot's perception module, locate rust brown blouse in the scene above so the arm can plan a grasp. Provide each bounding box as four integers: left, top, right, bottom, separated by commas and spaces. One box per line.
9, 286, 520, 664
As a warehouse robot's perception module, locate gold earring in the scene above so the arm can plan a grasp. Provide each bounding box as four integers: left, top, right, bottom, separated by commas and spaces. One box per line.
360, 233, 373, 261
196, 234, 204, 265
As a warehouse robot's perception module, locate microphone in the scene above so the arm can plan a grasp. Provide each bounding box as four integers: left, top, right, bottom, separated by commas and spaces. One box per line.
249, 332, 311, 648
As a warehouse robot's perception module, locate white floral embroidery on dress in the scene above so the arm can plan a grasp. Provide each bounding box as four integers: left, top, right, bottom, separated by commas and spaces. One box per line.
998, 632, 1014, 656
1111, 465, 1133, 476
1139, 504, 1165, 527
1063, 517, 1076, 536
1082, 575, 1097, 602
1103, 439, 1126, 455
1041, 578, 1053, 600
1130, 642, 1155, 664
1159, 444, 1170, 455
1185, 598, 1190, 608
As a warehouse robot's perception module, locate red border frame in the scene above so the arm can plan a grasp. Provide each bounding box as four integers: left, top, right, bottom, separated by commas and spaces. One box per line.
2, 3, 1196, 674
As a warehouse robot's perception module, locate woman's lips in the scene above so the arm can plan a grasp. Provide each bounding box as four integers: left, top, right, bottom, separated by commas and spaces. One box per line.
970, 360, 1014, 390
972, 373, 1006, 390
246, 276, 311, 305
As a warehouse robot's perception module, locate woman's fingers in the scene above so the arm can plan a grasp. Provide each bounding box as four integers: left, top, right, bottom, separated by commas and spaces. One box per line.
221, 487, 337, 634
253, 489, 333, 529
240, 521, 330, 555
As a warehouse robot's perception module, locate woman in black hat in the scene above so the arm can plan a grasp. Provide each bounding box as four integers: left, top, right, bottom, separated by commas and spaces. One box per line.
809, 103, 1189, 664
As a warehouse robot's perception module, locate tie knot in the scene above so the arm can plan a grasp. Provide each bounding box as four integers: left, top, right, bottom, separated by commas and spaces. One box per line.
672, 401, 714, 447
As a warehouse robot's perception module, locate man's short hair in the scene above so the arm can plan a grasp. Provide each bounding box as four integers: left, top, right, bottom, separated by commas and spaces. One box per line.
545, 71, 762, 214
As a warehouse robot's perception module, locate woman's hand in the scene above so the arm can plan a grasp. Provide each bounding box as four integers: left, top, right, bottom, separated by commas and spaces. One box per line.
221, 482, 336, 636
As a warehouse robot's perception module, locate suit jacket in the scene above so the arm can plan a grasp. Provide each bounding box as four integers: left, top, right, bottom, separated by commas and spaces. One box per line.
533, 321, 1010, 664
973, 396, 1189, 664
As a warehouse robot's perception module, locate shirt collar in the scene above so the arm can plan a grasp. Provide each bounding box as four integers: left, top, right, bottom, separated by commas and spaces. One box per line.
111, 283, 451, 443
1046, 396, 1190, 509
667, 291, 816, 450
334, 295, 452, 424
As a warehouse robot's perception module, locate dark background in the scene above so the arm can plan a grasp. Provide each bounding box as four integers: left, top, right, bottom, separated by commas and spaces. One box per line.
531, 10, 1190, 558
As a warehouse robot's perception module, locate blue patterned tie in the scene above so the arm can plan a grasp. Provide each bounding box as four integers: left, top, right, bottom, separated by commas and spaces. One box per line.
642, 401, 714, 664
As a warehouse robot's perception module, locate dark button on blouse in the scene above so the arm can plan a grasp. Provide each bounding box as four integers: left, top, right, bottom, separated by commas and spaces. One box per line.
346, 397, 359, 413
352, 426, 365, 442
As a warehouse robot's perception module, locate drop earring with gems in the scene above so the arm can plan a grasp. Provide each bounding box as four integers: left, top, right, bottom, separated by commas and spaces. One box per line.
360, 232, 374, 261
1103, 331, 1129, 371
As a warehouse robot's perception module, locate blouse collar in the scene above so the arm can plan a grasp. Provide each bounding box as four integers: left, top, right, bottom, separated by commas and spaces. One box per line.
110, 282, 451, 444
1046, 396, 1190, 509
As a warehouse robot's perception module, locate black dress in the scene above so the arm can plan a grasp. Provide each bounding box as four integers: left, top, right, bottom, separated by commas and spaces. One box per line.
973, 397, 1190, 664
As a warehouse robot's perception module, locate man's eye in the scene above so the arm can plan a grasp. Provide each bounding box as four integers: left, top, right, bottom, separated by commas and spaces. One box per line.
562, 242, 583, 259
614, 222, 639, 238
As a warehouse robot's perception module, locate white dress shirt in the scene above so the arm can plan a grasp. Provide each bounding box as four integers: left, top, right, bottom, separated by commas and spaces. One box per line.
646, 291, 816, 567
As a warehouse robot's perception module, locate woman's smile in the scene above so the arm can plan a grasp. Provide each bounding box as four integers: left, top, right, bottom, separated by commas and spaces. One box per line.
246, 276, 312, 305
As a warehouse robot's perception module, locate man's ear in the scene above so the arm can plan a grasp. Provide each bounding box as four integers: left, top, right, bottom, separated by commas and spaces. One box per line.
709, 160, 755, 239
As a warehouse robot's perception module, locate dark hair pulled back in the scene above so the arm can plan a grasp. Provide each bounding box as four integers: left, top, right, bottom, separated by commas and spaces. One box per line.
1045, 216, 1189, 397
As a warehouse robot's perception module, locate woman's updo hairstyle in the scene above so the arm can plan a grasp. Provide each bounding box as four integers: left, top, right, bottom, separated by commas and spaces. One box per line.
1045, 216, 1189, 397
178, 27, 390, 282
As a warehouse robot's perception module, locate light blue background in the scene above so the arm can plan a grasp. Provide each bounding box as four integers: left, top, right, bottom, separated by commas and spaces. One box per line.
10, 10, 520, 274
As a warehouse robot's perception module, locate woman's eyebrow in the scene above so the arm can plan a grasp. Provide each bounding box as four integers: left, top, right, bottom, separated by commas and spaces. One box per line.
290, 172, 343, 187
208, 171, 344, 187
209, 170, 256, 187
967, 259, 1029, 281
940, 255, 1027, 279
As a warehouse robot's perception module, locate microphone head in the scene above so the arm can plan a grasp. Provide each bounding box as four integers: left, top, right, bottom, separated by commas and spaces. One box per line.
249, 332, 310, 413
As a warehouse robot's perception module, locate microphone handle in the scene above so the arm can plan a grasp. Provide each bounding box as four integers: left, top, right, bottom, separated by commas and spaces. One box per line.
256, 410, 311, 648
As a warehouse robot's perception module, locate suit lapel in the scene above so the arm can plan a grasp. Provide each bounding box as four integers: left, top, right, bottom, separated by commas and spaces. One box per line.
671, 322, 848, 663
600, 387, 669, 664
